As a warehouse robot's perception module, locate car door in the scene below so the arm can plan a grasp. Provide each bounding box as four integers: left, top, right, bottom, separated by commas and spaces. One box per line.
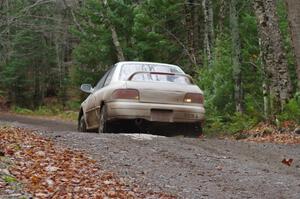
85, 66, 116, 129
85, 71, 110, 129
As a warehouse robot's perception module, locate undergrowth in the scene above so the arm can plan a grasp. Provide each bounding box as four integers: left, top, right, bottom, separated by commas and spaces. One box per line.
278, 94, 300, 124
204, 95, 300, 137
12, 104, 78, 122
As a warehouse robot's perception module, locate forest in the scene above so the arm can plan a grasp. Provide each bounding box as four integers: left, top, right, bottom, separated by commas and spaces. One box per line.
0, 0, 300, 133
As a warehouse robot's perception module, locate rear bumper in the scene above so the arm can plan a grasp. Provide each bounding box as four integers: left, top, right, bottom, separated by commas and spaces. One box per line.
106, 101, 205, 123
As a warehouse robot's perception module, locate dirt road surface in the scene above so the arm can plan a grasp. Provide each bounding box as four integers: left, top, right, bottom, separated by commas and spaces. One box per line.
0, 112, 299, 199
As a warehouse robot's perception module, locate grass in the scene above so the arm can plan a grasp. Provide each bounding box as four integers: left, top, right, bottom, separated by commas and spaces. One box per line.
11, 105, 78, 122
3, 175, 17, 183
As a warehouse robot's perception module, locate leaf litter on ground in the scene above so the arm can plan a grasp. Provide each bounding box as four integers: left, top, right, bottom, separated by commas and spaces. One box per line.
0, 126, 175, 199
235, 121, 300, 144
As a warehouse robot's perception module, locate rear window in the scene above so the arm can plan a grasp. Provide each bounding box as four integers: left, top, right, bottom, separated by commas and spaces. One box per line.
119, 63, 191, 84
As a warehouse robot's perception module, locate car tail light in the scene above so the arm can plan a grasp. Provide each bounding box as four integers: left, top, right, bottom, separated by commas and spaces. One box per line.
184, 93, 204, 104
112, 89, 139, 100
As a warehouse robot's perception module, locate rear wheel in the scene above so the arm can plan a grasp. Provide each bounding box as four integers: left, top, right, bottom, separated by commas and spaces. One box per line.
194, 123, 203, 136
98, 105, 111, 133
78, 114, 87, 132
186, 123, 203, 137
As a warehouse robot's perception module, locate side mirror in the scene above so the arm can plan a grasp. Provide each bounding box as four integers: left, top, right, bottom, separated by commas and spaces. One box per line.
80, 84, 93, 93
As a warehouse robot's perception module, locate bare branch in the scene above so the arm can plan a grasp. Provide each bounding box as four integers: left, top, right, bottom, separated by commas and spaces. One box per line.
62, 0, 86, 34
162, 26, 197, 66
0, 0, 56, 36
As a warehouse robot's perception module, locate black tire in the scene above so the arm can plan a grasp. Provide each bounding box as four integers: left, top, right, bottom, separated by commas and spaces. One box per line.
186, 123, 203, 137
194, 123, 203, 136
78, 114, 87, 132
98, 105, 111, 133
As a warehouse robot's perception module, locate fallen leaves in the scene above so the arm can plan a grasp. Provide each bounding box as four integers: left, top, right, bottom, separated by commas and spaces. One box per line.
236, 122, 300, 144
0, 153, 31, 198
0, 127, 175, 199
281, 158, 293, 167
245, 133, 300, 144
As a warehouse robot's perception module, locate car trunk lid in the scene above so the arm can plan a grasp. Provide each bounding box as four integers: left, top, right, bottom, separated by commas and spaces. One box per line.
125, 81, 201, 105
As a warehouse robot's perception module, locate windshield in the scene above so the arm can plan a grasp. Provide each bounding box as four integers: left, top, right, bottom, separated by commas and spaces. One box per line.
119, 63, 191, 84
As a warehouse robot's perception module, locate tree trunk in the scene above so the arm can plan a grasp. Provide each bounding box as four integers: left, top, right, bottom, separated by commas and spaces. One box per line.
202, 0, 214, 67
103, 0, 125, 61
259, 38, 270, 118
4, 0, 13, 103
55, 15, 63, 89
285, 0, 300, 91
184, 0, 197, 66
253, 0, 293, 113
218, 0, 227, 32
230, 0, 243, 113
4, 0, 11, 64
193, 0, 201, 65
110, 26, 125, 61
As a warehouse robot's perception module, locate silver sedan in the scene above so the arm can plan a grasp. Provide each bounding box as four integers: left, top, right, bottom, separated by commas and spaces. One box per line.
78, 61, 205, 136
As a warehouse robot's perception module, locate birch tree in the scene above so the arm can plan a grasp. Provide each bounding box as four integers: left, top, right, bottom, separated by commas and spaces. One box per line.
230, 0, 243, 113
202, 0, 214, 67
102, 0, 125, 61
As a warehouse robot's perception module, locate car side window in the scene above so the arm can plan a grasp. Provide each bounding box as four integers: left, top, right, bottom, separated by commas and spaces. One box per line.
104, 66, 116, 87
94, 71, 110, 91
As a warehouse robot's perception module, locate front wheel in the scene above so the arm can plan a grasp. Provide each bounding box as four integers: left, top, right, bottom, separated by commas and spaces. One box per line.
98, 105, 111, 133
78, 114, 87, 132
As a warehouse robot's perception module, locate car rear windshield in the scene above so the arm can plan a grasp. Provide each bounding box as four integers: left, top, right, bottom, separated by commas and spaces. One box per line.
119, 63, 191, 84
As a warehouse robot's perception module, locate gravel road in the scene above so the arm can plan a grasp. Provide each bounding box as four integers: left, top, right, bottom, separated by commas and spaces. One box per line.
0, 112, 300, 199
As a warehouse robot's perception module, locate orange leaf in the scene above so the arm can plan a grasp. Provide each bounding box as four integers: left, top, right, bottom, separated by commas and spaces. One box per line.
281, 158, 293, 166
5, 148, 14, 156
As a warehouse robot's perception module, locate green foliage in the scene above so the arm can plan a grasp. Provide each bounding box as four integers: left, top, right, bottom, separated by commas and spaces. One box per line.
65, 100, 81, 111
199, 3, 264, 136
278, 94, 300, 123
226, 113, 259, 133
71, 0, 191, 86
70, 0, 120, 86
0, 90, 5, 97
13, 106, 33, 115
3, 175, 17, 183
244, 94, 264, 120
57, 111, 78, 121
132, 0, 183, 63
199, 33, 234, 114
205, 112, 259, 136
12, 104, 78, 121
0, 1, 61, 108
